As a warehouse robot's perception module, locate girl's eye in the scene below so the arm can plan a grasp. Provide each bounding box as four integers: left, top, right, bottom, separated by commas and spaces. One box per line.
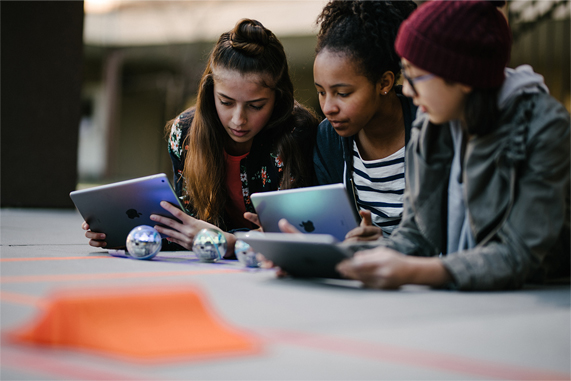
317, 91, 325, 96
220, 100, 232, 106
338, 93, 350, 98
250, 104, 263, 111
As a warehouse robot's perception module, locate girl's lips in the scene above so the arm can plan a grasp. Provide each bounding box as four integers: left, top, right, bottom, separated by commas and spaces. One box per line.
230, 128, 249, 137
329, 120, 347, 129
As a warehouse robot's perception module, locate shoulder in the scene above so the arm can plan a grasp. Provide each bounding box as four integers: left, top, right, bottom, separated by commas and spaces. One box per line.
473, 93, 569, 179
524, 94, 569, 167
315, 118, 348, 155
314, 118, 349, 166
498, 66, 569, 143
172, 108, 195, 131
168, 108, 195, 159
316, 118, 342, 144
502, 93, 569, 146
313, 118, 348, 184
528, 93, 569, 133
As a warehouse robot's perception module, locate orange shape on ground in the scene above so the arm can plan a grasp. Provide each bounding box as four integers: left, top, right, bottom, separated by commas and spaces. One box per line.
8, 286, 261, 362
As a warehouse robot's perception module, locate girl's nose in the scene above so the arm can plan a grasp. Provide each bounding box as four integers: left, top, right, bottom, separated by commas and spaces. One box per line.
232, 107, 246, 126
321, 96, 338, 116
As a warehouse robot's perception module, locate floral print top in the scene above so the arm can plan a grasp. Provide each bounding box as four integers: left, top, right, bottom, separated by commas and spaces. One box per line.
167, 108, 315, 231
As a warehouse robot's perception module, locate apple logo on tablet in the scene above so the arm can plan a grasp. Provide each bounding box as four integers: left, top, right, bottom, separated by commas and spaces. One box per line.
299, 220, 315, 233
126, 209, 142, 219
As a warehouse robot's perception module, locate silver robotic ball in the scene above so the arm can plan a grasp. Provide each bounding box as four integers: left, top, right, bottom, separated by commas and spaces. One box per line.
234, 239, 260, 268
126, 225, 162, 260
192, 228, 227, 262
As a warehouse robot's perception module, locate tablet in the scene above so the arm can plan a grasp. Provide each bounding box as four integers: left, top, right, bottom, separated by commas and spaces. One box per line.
70, 173, 183, 249
235, 231, 353, 279
250, 183, 361, 242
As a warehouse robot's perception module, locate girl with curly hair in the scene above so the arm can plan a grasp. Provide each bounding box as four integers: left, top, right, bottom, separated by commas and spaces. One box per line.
312, 0, 417, 240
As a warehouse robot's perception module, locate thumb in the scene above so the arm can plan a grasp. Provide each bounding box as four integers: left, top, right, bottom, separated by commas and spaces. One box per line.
243, 212, 261, 227
278, 218, 302, 234
359, 210, 373, 227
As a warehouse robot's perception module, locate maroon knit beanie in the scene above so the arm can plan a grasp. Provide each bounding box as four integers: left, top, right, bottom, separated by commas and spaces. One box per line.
395, 0, 512, 88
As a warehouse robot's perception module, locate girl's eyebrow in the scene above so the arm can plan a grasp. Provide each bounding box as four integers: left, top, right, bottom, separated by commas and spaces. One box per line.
314, 82, 352, 88
217, 92, 268, 103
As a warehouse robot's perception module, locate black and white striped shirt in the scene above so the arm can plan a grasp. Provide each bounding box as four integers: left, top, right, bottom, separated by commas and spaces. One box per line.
352, 141, 405, 235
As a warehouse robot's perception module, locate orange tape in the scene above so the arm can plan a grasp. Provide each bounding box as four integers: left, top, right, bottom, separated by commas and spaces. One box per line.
0, 291, 45, 307
0, 268, 243, 284
262, 329, 571, 381
0, 256, 111, 262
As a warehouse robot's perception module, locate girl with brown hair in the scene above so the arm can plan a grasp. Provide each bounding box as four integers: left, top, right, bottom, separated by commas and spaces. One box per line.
84, 19, 318, 256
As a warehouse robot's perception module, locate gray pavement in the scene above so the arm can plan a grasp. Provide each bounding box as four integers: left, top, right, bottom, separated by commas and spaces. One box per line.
1, 208, 570, 380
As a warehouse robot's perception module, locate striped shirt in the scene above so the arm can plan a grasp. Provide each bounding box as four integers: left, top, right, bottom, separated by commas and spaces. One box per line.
352, 141, 405, 235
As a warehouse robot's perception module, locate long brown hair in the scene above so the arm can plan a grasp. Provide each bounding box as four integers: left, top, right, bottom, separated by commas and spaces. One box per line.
168, 19, 317, 227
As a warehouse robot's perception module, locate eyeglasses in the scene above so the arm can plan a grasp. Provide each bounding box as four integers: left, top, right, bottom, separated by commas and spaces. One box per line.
399, 62, 435, 96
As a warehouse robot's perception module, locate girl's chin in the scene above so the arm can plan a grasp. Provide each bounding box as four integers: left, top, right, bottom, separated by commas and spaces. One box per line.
427, 114, 456, 125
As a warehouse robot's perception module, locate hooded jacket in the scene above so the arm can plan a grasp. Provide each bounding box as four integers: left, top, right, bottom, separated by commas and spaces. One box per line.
378, 65, 570, 290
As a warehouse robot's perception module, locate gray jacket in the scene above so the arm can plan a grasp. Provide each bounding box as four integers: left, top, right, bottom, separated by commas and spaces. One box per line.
378, 66, 570, 290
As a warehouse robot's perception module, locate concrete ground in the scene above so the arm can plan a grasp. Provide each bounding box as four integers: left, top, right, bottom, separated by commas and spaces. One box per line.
1, 208, 570, 380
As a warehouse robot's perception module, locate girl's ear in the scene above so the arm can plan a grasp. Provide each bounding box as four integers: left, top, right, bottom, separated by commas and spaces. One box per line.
377, 71, 395, 95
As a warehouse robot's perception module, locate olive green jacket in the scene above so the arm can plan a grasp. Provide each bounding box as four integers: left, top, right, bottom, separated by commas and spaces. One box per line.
380, 74, 570, 290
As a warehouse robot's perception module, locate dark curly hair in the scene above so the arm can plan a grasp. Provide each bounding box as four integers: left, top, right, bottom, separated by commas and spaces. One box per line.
316, 0, 416, 85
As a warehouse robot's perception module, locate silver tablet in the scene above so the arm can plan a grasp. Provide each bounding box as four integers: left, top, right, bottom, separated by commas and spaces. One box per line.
70, 173, 183, 249
236, 231, 353, 279
250, 183, 361, 242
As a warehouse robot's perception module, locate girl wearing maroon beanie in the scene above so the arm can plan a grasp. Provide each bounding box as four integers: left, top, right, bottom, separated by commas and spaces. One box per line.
337, 1, 570, 290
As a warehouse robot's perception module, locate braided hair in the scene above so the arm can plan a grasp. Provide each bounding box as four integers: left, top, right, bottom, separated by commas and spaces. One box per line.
316, 0, 416, 85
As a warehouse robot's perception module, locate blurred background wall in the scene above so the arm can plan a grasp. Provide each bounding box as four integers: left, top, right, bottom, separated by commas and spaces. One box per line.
1, 0, 570, 207
1, 1, 85, 208
78, 0, 328, 187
